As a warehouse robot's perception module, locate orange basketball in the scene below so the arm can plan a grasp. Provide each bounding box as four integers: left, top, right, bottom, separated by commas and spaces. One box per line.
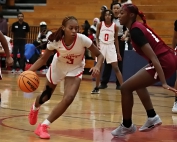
17, 71, 40, 93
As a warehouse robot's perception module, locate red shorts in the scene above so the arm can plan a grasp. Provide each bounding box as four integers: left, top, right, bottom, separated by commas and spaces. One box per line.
145, 51, 177, 80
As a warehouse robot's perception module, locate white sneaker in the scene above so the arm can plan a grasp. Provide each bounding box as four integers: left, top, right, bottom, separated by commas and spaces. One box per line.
18, 69, 23, 73
139, 114, 162, 132
11, 69, 16, 73
111, 124, 137, 137
172, 102, 177, 113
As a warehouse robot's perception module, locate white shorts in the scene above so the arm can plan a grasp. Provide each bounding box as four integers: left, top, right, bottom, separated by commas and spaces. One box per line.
96, 43, 117, 64
46, 56, 84, 85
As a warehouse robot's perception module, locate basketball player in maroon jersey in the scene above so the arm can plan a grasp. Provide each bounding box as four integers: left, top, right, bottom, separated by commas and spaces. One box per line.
0, 32, 13, 102
111, 4, 177, 137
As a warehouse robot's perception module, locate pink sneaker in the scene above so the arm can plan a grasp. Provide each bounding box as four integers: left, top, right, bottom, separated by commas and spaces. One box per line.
28, 105, 39, 125
35, 123, 50, 139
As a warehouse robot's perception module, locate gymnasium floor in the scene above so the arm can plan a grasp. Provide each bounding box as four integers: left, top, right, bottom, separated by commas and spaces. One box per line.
0, 73, 177, 142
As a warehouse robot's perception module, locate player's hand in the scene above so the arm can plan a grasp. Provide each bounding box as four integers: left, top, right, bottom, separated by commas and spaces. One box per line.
117, 53, 122, 61
162, 83, 177, 94
89, 66, 100, 78
121, 34, 126, 41
6, 56, 13, 66
97, 44, 100, 50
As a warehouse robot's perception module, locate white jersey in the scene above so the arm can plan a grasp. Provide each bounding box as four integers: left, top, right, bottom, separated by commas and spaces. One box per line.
47, 33, 92, 67
0, 35, 13, 53
99, 21, 116, 44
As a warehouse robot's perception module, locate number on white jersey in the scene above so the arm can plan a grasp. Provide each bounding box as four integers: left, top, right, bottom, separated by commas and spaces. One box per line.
104, 34, 109, 41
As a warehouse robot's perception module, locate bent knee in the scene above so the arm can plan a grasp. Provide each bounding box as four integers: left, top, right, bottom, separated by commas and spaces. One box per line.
120, 83, 133, 94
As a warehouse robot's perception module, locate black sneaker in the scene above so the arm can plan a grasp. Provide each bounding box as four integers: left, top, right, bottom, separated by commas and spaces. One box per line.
91, 87, 100, 94
116, 86, 121, 90
98, 84, 108, 89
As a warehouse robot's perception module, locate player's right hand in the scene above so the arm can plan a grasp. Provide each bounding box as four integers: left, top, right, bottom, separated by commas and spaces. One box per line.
162, 83, 177, 94
6, 56, 13, 66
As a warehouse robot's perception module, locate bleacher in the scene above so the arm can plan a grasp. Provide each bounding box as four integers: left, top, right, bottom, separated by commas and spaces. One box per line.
1, 0, 177, 69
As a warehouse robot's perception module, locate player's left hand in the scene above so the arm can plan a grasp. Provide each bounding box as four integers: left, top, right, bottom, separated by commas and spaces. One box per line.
121, 34, 126, 41
162, 83, 177, 94
6, 56, 13, 66
89, 66, 100, 78
117, 53, 122, 61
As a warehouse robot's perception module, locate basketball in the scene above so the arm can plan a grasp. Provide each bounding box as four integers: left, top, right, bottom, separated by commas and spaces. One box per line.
17, 71, 40, 93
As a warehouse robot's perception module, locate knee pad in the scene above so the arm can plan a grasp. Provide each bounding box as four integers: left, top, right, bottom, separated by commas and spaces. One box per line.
39, 85, 53, 104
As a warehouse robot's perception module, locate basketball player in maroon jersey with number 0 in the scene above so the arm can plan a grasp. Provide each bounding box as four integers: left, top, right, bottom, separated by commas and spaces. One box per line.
111, 4, 177, 137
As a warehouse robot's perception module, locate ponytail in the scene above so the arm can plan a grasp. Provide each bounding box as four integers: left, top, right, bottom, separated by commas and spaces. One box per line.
48, 16, 77, 42
138, 11, 146, 25
48, 27, 64, 42
137, 10, 164, 42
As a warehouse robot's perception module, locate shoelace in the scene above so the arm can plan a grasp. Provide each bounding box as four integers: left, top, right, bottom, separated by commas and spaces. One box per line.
30, 109, 38, 117
41, 125, 50, 133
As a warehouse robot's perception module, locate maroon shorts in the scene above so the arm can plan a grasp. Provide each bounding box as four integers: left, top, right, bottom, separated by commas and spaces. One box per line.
145, 51, 177, 80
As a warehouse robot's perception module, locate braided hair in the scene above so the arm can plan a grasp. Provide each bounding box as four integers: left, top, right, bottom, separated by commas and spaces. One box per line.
122, 4, 164, 42
48, 16, 77, 42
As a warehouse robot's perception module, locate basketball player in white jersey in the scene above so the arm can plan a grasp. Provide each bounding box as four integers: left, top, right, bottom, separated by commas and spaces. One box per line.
27, 16, 104, 139
91, 10, 123, 94
0, 32, 13, 102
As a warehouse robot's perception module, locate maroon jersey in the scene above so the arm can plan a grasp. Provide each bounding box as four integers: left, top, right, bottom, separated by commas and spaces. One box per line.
130, 22, 170, 61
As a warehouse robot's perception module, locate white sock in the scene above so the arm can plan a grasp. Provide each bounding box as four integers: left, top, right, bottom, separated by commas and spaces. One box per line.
32, 104, 39, 111
42, 119, 51, 126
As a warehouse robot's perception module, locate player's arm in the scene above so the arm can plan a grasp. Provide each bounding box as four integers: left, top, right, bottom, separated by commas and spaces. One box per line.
172, 20, 177, 49
96, 22, 101, 47
89, 43, 104, 68
89, 43, 104, 77
0, 31, 11, 57
29, 45, 54, 71
114, 25, 121, 60
131, 27, 167, 85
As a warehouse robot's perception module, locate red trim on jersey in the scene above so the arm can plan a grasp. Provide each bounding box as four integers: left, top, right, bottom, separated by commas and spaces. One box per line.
114, 23, 116, 31
104, 21, 113, 28
62, 34, 77, 50
49, 66, 54, 84
76, 72, 83, 78
82, 49, 85, 60
57, 51, 60, 57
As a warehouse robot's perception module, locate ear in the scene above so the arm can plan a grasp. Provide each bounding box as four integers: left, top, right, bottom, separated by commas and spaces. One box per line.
62, 25, 65, 31
129, 13, 135, 18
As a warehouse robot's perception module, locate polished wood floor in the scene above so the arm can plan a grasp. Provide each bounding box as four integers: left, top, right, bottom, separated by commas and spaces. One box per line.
0, 72, 177, 142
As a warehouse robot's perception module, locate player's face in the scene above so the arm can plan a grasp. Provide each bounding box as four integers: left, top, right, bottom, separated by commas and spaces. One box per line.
118, 8, 129, 25
105, 11, 112, 22
64, 19, 79, 38
112, 4, 121, 15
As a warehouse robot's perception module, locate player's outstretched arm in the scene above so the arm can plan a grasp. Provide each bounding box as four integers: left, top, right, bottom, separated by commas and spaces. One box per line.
29, 49, 53, 71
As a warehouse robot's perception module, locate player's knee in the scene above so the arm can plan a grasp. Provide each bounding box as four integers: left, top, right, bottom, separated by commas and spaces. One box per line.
63, 95, 75, 106
39, 85, 53, 104
113, 65, 120, 73
120, 83, 131, 95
